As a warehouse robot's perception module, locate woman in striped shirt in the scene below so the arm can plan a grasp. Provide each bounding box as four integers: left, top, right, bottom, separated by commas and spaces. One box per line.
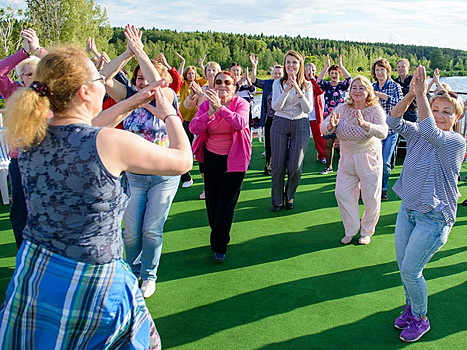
388, 65, 465, 343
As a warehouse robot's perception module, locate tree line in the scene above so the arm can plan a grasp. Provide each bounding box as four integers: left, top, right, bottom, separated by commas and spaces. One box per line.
1, 0, 467, 80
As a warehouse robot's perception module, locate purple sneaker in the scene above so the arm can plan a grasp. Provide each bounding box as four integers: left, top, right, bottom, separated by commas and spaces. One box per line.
394, 305, 413, 330
399, 316, 430, 342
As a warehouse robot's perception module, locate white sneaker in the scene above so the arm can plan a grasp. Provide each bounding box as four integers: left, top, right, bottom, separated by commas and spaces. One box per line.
341, 236, 353, 245
181, 179, 193, 188
141, 280, 156, 298
199, 190, 205, 200
359, 236, 371, 245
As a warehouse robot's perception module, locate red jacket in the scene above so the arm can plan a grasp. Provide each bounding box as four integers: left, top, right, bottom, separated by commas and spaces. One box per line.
307, 77, 324, 123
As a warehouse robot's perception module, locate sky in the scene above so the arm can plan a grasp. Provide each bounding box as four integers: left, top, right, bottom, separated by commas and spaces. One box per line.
5, 0, 467, 51
92, 0, 467, 51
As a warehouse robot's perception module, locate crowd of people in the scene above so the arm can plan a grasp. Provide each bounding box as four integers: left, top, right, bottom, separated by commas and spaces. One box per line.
0, 27, 465, 347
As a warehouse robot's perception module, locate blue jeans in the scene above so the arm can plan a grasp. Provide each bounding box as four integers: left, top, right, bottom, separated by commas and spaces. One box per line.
394, 206, 451, 317
123, 173, 179, 281
381, 132, 398, 191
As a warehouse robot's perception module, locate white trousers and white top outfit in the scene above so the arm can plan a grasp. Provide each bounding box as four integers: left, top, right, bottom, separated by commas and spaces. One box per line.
322, 103, 388, 238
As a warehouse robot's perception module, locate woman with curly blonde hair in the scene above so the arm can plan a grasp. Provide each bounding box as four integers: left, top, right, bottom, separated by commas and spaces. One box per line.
322, 76, 388, 245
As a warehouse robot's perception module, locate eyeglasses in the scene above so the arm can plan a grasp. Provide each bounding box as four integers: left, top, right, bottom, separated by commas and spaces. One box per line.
89, 75, 106, 85
435, 90, 458, 99
215, 79, 234, 86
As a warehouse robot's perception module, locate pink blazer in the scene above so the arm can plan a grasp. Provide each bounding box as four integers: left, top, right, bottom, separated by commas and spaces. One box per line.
189, 96, 252, 172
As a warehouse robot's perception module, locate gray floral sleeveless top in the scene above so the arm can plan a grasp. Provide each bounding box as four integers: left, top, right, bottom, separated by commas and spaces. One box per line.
19, 124, 129, 264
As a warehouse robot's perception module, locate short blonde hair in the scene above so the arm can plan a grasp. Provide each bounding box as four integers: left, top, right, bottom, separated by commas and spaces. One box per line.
346, 75, 379, 107
15, 56, 41, 80
430, 91, 465, 117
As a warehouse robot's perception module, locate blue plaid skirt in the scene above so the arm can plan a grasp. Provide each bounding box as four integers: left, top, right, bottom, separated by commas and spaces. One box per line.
0, 240, 160, 349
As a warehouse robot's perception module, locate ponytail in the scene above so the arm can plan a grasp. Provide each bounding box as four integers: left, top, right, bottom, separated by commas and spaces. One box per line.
5, 86, 50, 149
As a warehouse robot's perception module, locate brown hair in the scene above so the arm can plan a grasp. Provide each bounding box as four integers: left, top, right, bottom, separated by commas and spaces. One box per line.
182, 66, 199, 81
346, 75, 379, 107
280, 50, 308, 91
328, 64, 341, 74
5, 46, 92, 148
371, 58, 392, 81
131, 61, 171, 86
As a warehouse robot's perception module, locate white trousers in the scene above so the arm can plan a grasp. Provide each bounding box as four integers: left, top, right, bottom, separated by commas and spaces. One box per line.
335, 149, 383, 237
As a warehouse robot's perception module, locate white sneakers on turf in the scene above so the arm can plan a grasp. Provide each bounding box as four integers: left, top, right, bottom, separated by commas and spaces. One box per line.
182, 179, 193, 188
141, 280, 156, 298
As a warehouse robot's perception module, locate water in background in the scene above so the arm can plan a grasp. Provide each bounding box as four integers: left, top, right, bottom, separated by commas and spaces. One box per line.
439, 76, 467, 100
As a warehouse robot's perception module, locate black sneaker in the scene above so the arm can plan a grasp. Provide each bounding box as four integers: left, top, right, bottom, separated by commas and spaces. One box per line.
381, 190, 388, 201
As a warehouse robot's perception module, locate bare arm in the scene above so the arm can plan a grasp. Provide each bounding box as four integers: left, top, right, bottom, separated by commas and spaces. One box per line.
391, 79, 416, 119
92, 81, 167, 127
413, 65, 430, 123
97, 86, 192, 176
198, 55, 206, 76
175, 52, 185, 75
317, 55, 330, 80
249, 53, 258, 83
338, 54, 351, 79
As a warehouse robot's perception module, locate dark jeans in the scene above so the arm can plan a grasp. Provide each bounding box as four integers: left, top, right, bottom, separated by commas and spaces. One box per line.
181, 120, 194, 183
8, 158, 27, 249
204, 149, 245, 254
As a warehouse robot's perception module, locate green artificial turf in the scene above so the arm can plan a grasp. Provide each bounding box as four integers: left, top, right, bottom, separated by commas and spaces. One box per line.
0, 138, 466, 349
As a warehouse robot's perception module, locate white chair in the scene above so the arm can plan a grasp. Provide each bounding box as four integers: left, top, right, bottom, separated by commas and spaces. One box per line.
251, 126, 264, 142
0, 127, 10, 205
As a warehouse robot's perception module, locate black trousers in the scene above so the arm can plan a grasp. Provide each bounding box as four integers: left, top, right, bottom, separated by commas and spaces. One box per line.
8, 158, 27, 249
181, 120, 194, 183
264, 117, 273, 171
204, 149, 245, 254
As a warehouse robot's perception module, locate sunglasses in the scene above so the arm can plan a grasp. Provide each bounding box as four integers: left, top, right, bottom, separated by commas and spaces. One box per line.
215, 79, 234, 86
435, 90, 458, 99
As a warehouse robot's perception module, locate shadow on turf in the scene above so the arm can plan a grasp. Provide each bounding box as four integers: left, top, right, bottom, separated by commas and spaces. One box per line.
259, 282, 466, 349
156, 247, 466, 349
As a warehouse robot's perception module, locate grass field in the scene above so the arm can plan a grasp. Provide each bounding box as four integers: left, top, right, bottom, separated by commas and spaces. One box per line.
0, 138, 466, 349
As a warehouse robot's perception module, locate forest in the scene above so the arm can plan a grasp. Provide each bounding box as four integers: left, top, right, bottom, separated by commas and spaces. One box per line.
2, 0, 467, 80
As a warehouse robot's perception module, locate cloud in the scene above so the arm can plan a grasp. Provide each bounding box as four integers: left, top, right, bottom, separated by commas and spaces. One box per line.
95, 1, 467, 50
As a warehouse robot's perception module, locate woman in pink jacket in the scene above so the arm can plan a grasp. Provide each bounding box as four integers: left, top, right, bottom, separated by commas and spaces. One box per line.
190, 71, 251, 262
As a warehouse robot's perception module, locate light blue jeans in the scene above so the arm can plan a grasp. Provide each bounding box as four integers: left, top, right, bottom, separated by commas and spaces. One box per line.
394, 206, 452, 317
123, 173, 180, 281
381, 132, 398, 191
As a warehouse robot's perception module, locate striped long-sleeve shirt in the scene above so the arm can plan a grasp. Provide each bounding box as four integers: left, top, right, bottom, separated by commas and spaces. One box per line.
387, 115, 465, 225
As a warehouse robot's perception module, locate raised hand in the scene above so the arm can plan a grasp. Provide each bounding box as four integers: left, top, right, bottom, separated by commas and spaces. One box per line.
175, 52, 185, 63
21, 28, 40, 54
198, 55, 206, 67
432, 68, 440, 84
124, 24, 144, 54
325, 54, 331, 67
156, 52, 171, 69
413, 65, 427, 96
249, 53, 258, 67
